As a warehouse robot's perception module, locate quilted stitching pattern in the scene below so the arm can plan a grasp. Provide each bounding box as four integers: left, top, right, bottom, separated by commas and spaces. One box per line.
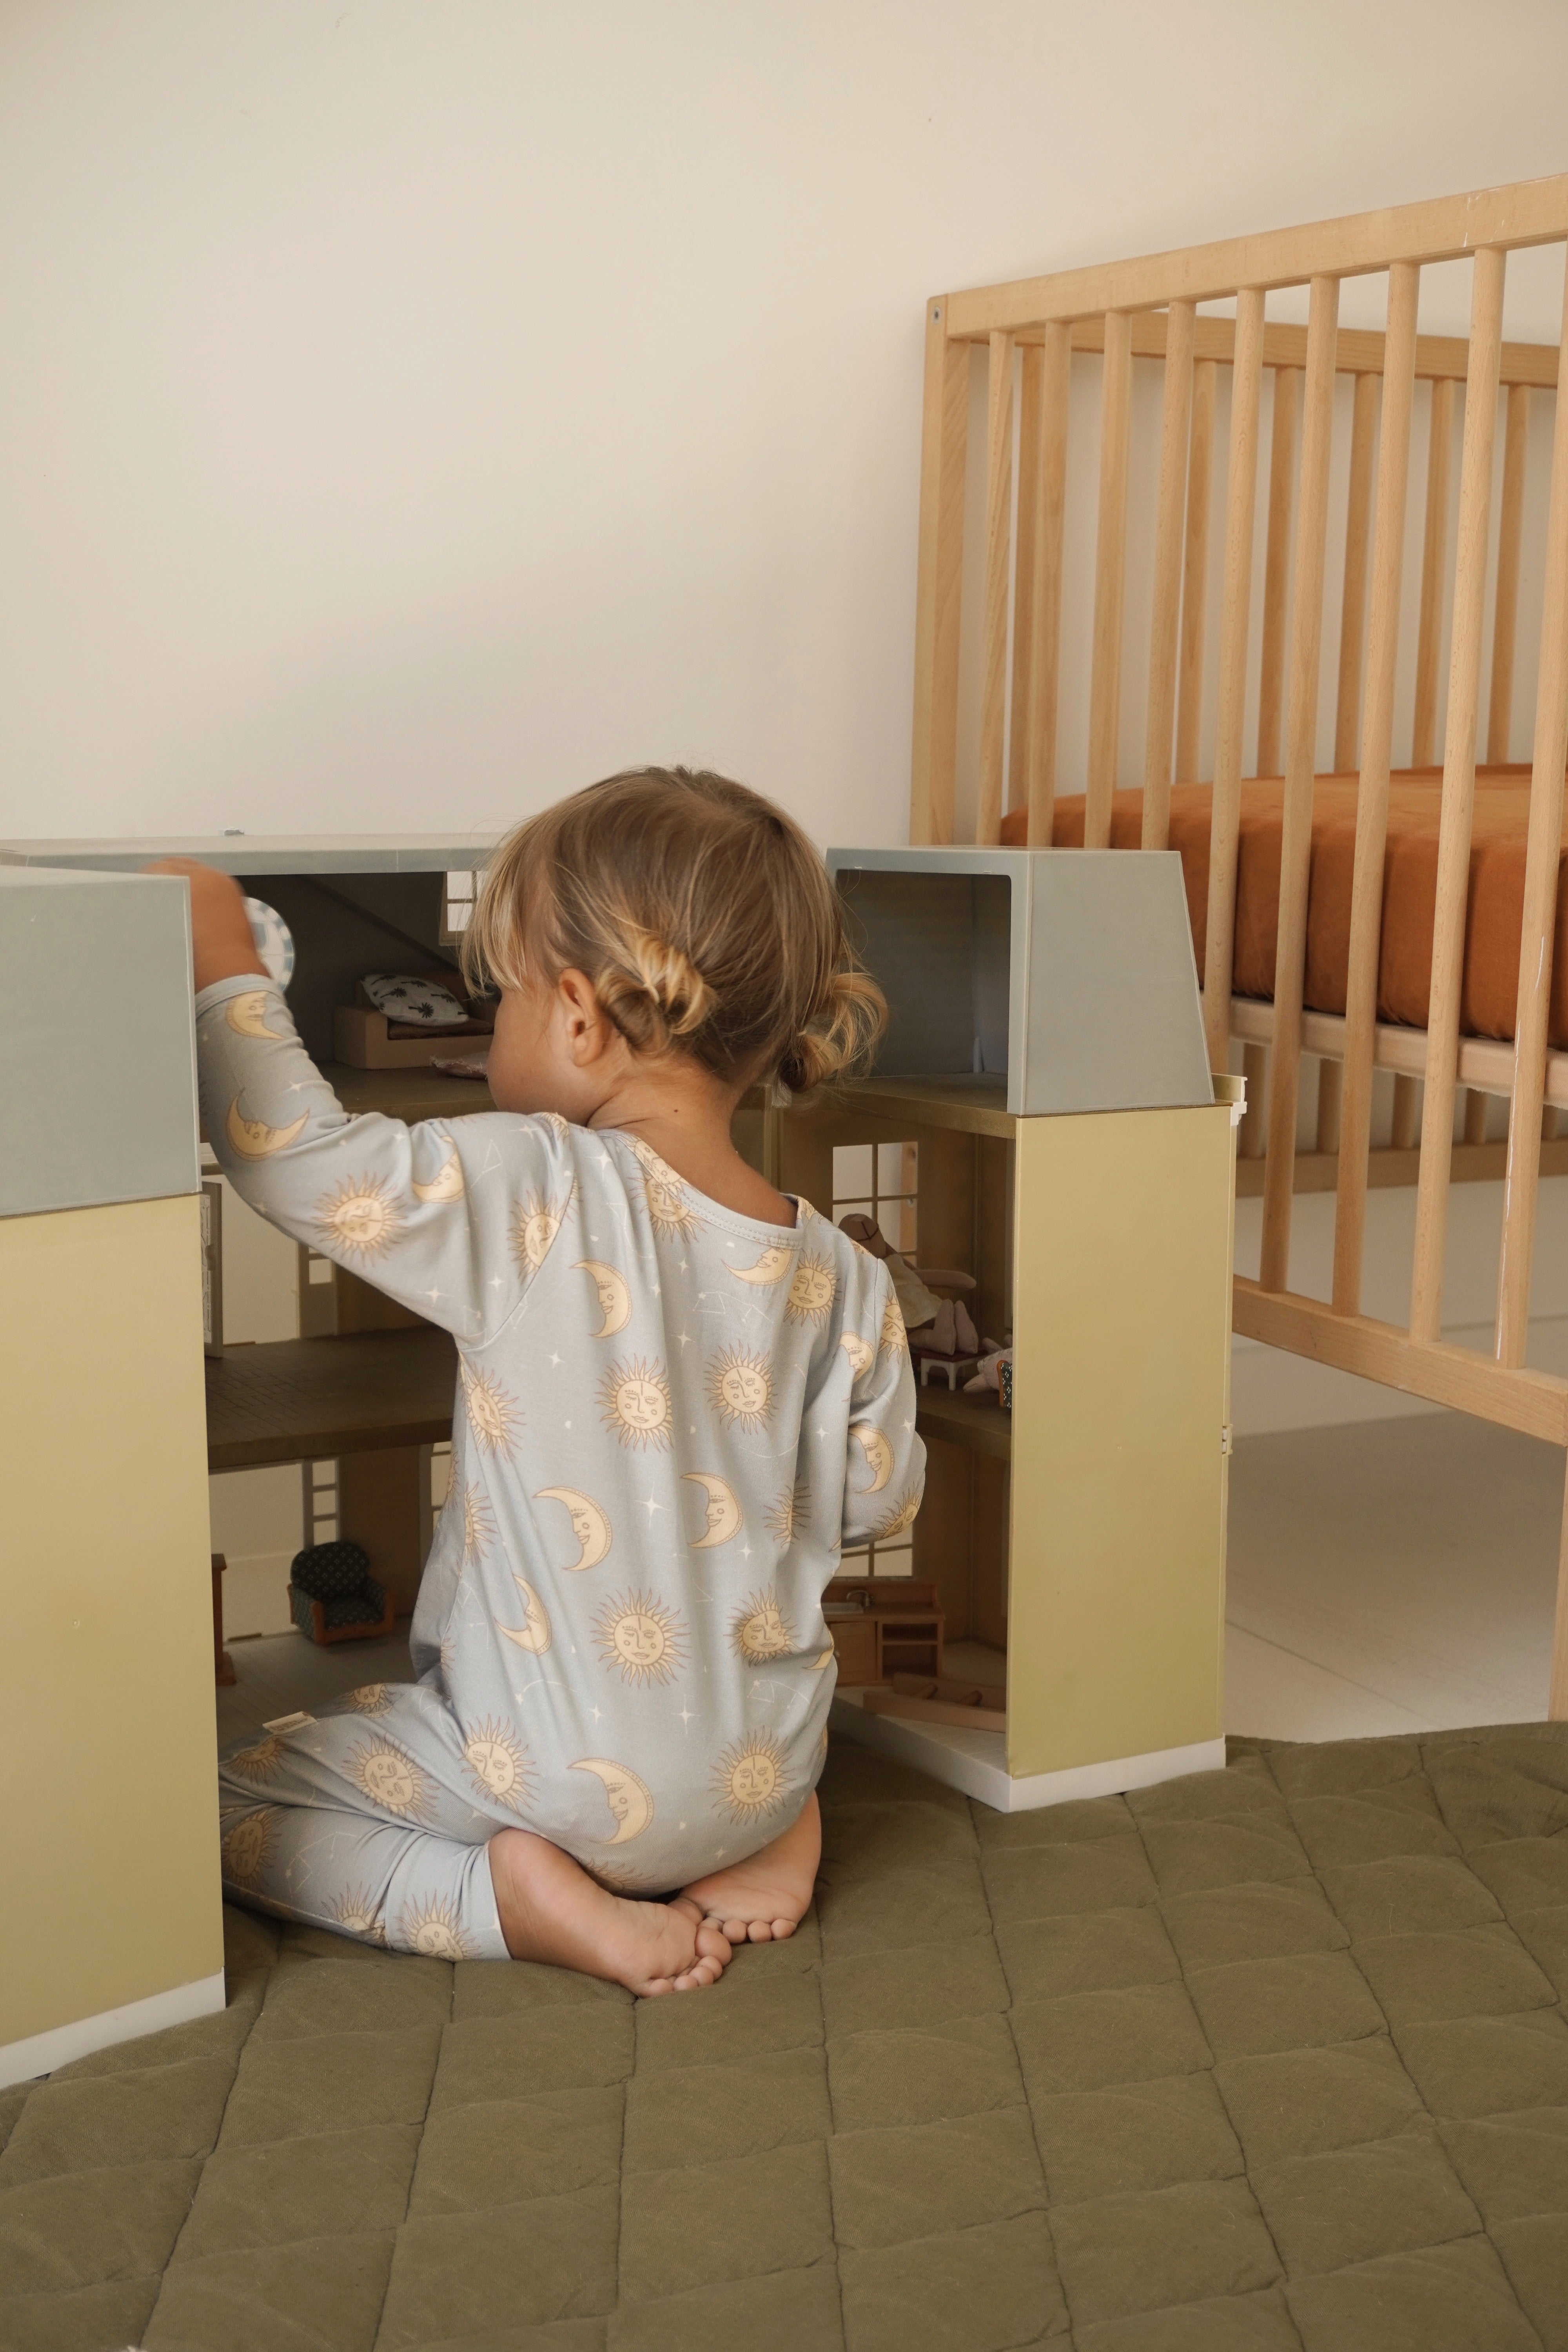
1, 1725, 1566, 2350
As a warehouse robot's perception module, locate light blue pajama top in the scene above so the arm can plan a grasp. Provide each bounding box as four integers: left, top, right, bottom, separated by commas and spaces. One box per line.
198, 974, 924, 1898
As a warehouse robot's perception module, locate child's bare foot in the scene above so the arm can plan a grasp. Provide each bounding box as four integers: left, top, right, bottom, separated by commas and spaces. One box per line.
488, 1828, 731, 1995
682, 1792, 821, 1944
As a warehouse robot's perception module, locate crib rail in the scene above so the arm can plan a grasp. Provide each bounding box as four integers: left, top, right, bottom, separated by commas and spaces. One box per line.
911, 177, 1568, 1715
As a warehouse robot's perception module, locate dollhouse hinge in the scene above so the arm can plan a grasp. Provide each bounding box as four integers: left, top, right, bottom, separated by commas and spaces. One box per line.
1220, 1424, 1234, 1456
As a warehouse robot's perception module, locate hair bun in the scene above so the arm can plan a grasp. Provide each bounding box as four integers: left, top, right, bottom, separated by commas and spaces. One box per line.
777, 967, 885, 1094
592, 922, 713, 1051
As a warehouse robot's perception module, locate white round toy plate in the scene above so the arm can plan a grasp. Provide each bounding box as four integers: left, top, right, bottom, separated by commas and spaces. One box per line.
243, 896, 295, 988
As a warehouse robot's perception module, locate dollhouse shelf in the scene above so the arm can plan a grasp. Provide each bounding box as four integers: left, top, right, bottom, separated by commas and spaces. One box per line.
828, 1074, 1014, 1138
205, 1327, 457, 1471
914, 1385, 1013, 1459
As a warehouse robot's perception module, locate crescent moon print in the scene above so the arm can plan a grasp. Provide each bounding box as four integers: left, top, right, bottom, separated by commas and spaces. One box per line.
851, 1422, 894, 1493
220, 1809, 278, 1887
314, 1174, 404, 1259
225, 1098, 309, 1161
574, 1259, 631, 1338
398, 1898, 477, 1960
705, 1347, 773, 1435
811, 1644, 835, 1671
534, 1488, 612, 1571
412, 1148, 465, 1204
786, 1253, 837, 1325
880, 1292, 909, 1358
463, 1365, 521, 1455
876, 1485, 922, 1540
463, 1718, 533, 1810
347, 1738, 435, 1821
731, 1586, 795, 1663
593, 1588, 688, 1686
684, 1471, 742, 1549
711, 1734, 791, 1826
599, 1357, 673, 1451
225, 989, 287, 1041
729, 1244, 794, 1287
840, 1329, 874, 1379
497, 1575, 553, 1654
572, 1755, 655, 1844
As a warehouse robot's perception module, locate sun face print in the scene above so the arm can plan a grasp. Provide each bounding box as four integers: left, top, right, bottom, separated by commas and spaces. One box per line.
600, 1356, 673, 1451
398, 1897, 476, 1960
463, 1364, 521, 1455
786, 1253, 837, 1326
512, 1188, 572, 1278
314, 1173, 404, 1260
732, 1586, 795, 1664
220, 1809, 278, 1887
880, 1290, 908, 1358
328, 1887, 387, 1943
706, 1346, 773, 1435
876, 1485, 922, 1541
625, 1134, 702, 1240
347, 1738, 435, 1821
593, 1588, 688, 1687
226, 1734, 285, 1781
344, 1683, 392, 1715
765, 1485, 806, 1546
457, 1481, 496, 1562
463, 1719, 532, 1811
711, 1735, 791, 1826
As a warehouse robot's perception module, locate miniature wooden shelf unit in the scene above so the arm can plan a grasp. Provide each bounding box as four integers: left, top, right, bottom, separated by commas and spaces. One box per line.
909, 173, 1568, 1717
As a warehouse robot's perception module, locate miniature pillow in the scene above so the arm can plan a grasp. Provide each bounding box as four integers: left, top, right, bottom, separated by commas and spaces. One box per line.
362, 973, 469, 1028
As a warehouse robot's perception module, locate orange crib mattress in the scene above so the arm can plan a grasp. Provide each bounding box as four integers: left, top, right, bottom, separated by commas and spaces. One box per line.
1000, 765, 1568, 1049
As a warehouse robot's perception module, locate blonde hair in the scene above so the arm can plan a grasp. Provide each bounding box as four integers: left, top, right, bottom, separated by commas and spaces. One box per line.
463, 767, 886, 1093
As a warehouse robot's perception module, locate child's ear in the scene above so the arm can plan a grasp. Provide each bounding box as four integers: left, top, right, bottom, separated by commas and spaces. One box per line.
557, 968, 612, 1065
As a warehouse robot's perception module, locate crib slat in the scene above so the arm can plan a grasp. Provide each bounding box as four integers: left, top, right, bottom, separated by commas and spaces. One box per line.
1390, 1073, 1421, 1150
1026, 322, 1071, 845
1334, 373, 1379, 773
1487, 381, 1531, 764
911, 303, 969, 845
1410, 246, 1507, 1342
976, 331, 1015, 847
1412, 375, 1455, 768
1256, 365, 1300, 777
1009, 344, 1043, 822
1239, 1043, 1268, 1158
1086, 311, 1134, 847
1260, 278, 1341, 1291
1316, 1057, 1343, 1154
1143, 302, 1196, 849
1333, 264, 1421, 1315
1497, 263, 1568, 1366
1463, 1087, 1490, 1144
1201, 289, 1266, 1073
1176, 359, 1218, 782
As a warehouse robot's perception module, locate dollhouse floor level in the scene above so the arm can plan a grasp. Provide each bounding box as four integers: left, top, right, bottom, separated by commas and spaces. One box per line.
830, 1687, 1225, 1811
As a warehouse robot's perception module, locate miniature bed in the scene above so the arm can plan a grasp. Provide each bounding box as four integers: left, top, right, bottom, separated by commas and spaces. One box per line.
910, 173, 1568, 1718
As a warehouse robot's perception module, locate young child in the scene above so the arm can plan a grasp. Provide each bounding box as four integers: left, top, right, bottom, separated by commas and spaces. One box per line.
162, 768, 922, 1995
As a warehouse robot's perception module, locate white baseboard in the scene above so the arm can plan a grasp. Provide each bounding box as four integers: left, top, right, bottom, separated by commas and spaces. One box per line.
831, 1692, 1224, 1811
1, 1969, 227, 2090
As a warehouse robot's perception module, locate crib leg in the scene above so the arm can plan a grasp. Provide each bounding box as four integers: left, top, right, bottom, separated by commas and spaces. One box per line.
1552, 1451, 1568, 1722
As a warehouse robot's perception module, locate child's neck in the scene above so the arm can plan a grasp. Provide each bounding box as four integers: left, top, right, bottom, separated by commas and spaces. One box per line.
588, 1072, 796, 1230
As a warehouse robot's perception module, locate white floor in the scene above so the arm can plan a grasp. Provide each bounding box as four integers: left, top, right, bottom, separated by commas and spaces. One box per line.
1225, 1410, 1561, 1739
215, 1408, 1562, 1751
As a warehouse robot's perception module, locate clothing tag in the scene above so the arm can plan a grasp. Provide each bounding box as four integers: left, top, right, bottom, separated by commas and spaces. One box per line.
263, 1711, 315, 1733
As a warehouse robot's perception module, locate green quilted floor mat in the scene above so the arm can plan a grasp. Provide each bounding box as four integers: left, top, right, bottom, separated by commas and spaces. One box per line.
3, 1724, 1567, 2350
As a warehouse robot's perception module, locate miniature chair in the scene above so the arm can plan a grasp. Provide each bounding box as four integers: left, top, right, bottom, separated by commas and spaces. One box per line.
288, 1539, 395, 1645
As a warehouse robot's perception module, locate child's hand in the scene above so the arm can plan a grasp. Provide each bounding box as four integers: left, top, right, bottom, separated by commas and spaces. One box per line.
144, 859, 269, 994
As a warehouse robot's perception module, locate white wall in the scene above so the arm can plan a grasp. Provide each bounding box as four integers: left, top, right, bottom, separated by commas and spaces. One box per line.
4, 0, 1568, 850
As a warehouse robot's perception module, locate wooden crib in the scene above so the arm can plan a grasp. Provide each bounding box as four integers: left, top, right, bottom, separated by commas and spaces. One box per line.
909, 175, 1568, 1716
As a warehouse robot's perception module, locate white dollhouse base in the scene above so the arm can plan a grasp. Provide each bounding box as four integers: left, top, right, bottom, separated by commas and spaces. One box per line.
0, 1969, 226, 2091
830, 1688, 1225, 1813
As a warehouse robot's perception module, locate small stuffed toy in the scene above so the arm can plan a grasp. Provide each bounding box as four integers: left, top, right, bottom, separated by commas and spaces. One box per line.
289, 1541, 392, 1643
361, 973, 470, 1029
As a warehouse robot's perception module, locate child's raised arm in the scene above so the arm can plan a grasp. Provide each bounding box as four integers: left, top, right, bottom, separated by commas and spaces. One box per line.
152, 860, 564, 1345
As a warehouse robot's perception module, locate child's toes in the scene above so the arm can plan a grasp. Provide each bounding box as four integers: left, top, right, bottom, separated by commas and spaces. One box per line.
695, 1919, 733, 1968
